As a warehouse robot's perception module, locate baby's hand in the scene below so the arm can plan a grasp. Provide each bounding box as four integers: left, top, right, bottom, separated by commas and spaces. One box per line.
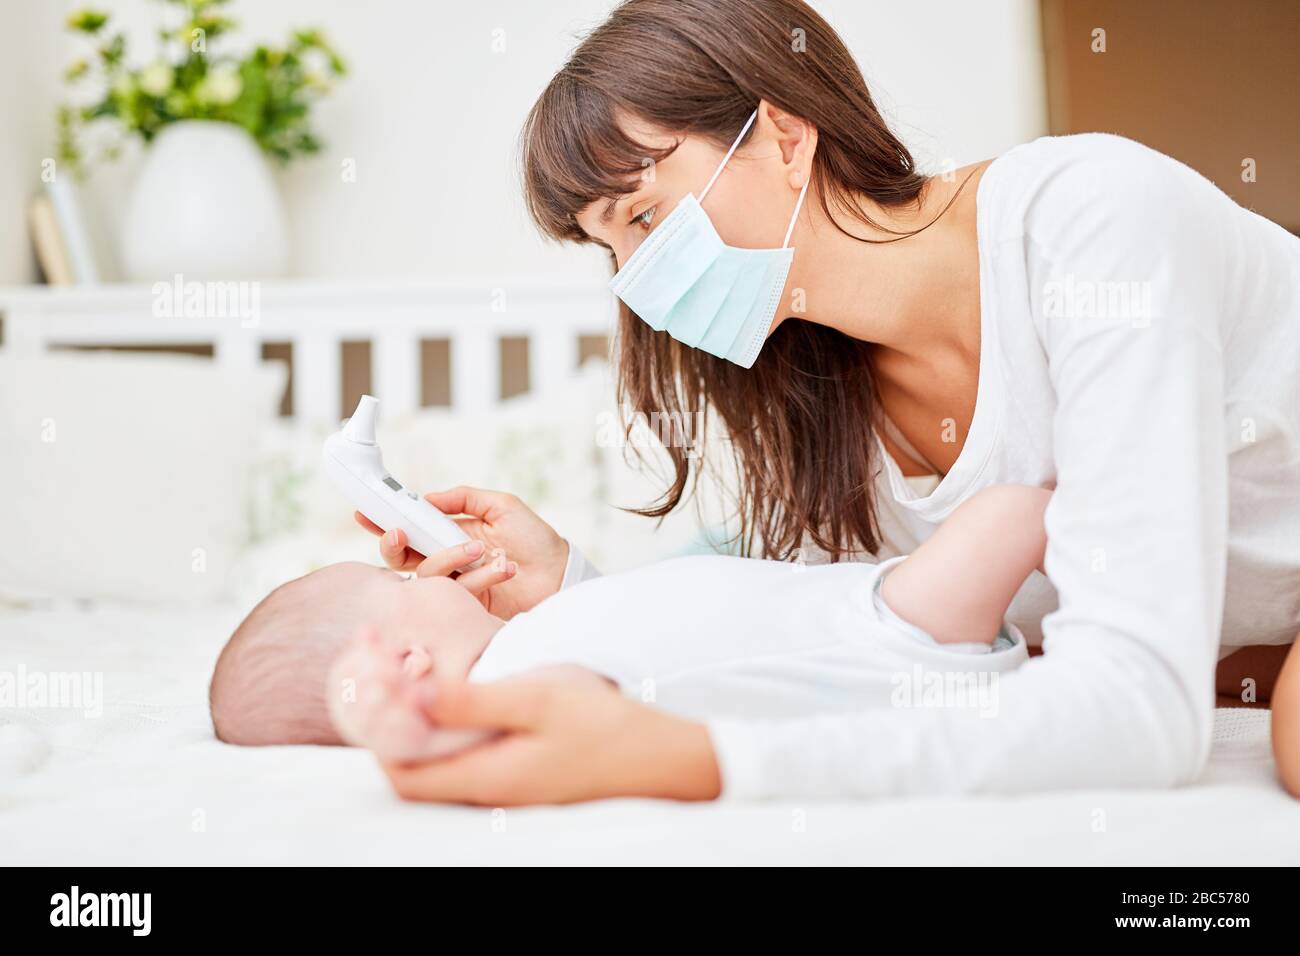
327, 629, 489, 762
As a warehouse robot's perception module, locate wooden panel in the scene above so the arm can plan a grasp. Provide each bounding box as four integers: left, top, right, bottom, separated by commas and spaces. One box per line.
340, 339, 372, 420
52, 342, 214, 357
499, 335, 530, 400
419, 338, 452, 407
261, 341, 294, 417
1041, 0, 1300, 229
578, 333, 611, 365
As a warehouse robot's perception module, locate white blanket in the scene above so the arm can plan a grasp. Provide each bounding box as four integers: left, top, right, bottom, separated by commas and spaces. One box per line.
3, 603, 1298, 865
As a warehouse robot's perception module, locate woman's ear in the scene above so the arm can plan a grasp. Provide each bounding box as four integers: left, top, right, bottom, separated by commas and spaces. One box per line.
755, 98, 817, 189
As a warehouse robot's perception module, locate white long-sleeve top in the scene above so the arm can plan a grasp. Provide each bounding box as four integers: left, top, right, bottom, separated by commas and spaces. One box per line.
570, 133, 1300, 799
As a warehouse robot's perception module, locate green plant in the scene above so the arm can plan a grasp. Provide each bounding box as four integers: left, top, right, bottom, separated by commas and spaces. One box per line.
58, 0, 346, 173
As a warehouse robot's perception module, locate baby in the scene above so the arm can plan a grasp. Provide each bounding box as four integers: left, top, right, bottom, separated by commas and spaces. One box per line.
210, 484, 1051, 760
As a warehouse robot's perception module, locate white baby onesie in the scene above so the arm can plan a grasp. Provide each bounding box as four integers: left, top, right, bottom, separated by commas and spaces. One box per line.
470, 554, 1028, 723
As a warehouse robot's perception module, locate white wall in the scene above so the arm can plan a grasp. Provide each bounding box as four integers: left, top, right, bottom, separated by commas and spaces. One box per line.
0, 3, 64, 284
1, 0, 1046, 285
819, 0, 1047, 170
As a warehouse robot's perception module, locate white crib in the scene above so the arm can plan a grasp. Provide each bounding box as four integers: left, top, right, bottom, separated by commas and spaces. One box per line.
0, 279, 616, 425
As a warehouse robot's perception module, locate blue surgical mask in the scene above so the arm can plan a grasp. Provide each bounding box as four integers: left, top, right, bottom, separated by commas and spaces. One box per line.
608, 110, 810, 369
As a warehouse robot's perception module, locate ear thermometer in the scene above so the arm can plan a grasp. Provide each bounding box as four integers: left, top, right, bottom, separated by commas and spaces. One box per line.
324, 395, 470, 556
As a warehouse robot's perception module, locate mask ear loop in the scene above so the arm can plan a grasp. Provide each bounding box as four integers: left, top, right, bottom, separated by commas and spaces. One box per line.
782, 175, 810, 249
698, 109, 809, 249
698, 110, 758, 203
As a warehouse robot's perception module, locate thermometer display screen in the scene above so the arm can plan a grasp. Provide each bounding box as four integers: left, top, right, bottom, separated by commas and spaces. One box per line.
382, 476, 402, 492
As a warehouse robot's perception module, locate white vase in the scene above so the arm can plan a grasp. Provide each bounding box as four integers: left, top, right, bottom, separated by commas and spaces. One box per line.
121, 120, 289, 281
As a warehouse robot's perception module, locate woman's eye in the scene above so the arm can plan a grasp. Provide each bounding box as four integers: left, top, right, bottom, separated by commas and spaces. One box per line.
630, 206, 657, 230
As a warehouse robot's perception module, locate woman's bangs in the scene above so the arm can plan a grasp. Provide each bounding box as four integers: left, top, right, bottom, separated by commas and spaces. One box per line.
522, 77, 676, 242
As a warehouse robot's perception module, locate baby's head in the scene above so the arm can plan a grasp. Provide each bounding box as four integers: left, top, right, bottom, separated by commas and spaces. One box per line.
210, 562, 398, 746
212, 560, 503, 747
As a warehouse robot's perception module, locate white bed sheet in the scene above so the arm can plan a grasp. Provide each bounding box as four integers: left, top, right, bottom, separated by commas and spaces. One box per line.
3, 603, 1298, 866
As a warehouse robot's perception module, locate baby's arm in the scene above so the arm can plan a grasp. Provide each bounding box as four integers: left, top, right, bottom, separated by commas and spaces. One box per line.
880, 484, 1050, 645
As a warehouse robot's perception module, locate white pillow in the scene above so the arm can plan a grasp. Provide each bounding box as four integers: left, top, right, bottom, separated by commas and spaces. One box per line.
0, 352, 284, 604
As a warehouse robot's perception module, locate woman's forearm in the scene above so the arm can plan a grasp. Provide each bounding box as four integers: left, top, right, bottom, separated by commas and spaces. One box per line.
706, 636, 1206, 799
637, 714, 723, 801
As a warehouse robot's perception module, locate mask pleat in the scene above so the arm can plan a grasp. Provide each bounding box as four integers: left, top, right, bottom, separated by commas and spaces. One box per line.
666, 251, 748, 348
730, 254, 793, 368
703, 249, 791, 360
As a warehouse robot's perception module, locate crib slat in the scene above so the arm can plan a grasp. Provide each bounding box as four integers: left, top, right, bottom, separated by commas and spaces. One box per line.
451, 327, 498, 411
215, 328, 259, 374
373, 331, 419, 418
294, 333, 341, 425
530, 325, 576, 395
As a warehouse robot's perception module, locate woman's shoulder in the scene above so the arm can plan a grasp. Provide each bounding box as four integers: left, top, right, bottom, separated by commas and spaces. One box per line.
988, 132, 1190, 193
979, 133, 1229, 253
997, 131, 1167, 167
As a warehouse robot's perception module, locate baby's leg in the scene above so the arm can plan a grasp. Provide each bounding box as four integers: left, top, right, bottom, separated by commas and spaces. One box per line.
881, 484, 1050, 645
1272, 637, 1300, 797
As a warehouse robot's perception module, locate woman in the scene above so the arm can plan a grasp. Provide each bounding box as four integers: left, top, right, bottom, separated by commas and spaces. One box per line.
359, 0, 1300, 803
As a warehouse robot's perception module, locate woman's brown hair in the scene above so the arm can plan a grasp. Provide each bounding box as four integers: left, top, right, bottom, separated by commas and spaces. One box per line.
520, 0, 928, 560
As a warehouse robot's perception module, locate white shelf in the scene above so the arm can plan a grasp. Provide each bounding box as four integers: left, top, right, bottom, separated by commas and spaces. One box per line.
0, 278, 617, 424
0, 276, 613, 313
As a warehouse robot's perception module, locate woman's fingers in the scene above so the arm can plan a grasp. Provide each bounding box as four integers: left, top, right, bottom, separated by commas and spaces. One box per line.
423, 486, 519, 524
373, 527, 421, 571
381, 737, 524, 805
419, 676, 548, 733
452, 558, 518, 596
354, 511, 384, 536
357, 514, 427, 572
382, 677, 563, 803
412, 539, 486, 578
371, 521, 494, 577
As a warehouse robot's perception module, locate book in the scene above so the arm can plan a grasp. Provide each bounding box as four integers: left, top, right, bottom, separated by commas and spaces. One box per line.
28, 194, 74, 286
44, 178, 100, 284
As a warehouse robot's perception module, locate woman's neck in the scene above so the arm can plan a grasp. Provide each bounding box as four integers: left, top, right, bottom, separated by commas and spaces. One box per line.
784, 163, 988, 363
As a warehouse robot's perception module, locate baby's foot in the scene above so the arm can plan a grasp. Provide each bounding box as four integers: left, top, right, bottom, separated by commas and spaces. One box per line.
327, 629, 490, 762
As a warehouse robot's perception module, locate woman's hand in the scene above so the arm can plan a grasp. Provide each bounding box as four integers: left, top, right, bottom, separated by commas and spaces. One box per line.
380, 673, 723, 806
355, 486, 569, 619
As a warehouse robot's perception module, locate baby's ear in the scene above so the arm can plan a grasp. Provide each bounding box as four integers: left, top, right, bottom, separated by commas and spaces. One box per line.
402, 646, 434, 679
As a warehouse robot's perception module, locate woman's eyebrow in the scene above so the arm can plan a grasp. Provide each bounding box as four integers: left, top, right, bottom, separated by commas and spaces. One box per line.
599, 197, 620, 225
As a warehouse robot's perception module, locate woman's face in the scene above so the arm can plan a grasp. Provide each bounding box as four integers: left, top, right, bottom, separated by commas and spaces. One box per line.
575, 113, 805, 269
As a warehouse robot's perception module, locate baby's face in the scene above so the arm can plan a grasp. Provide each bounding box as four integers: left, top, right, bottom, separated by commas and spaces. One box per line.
322, 566, 505, 752
318, 562, 497, 650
